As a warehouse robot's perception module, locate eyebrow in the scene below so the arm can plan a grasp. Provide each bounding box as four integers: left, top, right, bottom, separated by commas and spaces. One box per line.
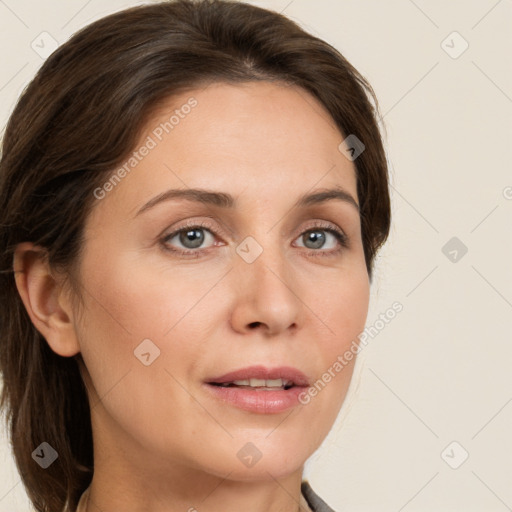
135, 185, 359, 217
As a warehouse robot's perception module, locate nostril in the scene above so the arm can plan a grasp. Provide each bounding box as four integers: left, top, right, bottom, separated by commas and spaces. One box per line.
248, 322, 262, 329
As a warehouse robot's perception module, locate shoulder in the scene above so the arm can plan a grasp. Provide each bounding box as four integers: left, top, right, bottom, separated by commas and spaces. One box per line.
301, 480, 338, 512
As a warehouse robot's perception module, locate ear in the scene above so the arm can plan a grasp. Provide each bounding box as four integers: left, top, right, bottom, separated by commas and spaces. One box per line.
13, 242, 81, 357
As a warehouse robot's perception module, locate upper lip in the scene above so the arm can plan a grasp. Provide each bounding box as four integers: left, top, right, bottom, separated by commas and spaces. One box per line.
206, 365, 310, 387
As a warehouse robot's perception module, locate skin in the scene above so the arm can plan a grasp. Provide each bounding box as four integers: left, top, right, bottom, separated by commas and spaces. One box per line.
14, 81, 370, 512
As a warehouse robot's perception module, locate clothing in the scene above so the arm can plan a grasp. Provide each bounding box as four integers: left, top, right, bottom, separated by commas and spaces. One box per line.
75, 480, 336, 512
301, 480, 336, 511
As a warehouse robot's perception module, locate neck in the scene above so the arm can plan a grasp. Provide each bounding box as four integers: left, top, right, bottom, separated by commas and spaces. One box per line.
82, 469, 312, 512
82, 427, 311, 512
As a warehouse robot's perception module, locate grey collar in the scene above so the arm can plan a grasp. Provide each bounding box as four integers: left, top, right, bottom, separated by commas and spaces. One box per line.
301, 480, 337, 512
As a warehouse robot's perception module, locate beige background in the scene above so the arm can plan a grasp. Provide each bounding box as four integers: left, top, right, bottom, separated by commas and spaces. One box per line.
1, 1, 511, 510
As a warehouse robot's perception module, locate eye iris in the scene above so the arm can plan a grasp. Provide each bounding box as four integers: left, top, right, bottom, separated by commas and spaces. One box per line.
304, 230, 325, 249
180, 228, 204, 249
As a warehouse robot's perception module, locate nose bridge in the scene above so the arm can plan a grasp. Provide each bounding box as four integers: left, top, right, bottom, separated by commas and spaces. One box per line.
229, 225, 303, 335
236, 224, 287, 284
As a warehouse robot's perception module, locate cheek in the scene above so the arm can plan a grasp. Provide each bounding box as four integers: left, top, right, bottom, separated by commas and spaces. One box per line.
74, 256, 204, 455
316, 265, 370, 348
74, 247, 225, 411
77, 243, 222, 340
304, 266, 369, 410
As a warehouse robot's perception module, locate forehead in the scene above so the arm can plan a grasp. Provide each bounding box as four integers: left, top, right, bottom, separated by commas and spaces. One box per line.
95, 80, 358, 219
146, 80, 347, 163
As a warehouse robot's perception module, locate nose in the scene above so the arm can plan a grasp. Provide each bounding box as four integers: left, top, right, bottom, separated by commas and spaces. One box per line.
229, 243, 302, 337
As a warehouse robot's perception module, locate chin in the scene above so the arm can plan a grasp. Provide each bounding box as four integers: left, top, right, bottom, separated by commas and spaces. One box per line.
210, 458, 304, 482
194, 438, 309, 482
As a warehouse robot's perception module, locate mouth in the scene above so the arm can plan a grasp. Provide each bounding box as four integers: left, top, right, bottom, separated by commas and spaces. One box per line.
208, 377, 296, 391
205, 365, 309, 388
203, 365, 310, 414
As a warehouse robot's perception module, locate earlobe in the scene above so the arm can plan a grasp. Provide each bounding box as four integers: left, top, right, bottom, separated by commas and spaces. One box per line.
13, 242, 81, 357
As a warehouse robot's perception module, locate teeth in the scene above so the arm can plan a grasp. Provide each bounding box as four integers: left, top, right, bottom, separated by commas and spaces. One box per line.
230, 378, 290, 388
265, 379, 284, 387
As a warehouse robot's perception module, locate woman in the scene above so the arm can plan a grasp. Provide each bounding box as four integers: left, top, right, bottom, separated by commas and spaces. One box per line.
0, 1, 391, 511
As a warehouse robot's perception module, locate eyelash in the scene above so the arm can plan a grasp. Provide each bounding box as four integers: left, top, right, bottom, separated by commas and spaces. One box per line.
160, 219, 349, 259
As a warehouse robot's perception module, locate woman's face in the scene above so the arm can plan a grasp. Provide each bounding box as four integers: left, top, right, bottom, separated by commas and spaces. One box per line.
74, 81, 370, 481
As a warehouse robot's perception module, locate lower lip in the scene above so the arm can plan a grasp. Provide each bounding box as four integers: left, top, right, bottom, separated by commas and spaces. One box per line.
203, 383, 307, 414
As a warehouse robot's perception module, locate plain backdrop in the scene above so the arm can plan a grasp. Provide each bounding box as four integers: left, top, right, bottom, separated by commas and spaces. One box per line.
0, 1, 511, 511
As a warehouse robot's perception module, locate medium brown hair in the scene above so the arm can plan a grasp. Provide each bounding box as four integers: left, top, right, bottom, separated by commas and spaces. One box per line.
0, 1, 391, 510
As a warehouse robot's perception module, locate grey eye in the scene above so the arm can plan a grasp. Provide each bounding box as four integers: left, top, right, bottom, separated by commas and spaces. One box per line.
166, 227, 215, 250
296, 230, 339, 250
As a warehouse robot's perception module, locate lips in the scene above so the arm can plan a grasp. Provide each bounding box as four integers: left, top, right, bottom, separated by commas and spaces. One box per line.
204, 365, 310, 413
